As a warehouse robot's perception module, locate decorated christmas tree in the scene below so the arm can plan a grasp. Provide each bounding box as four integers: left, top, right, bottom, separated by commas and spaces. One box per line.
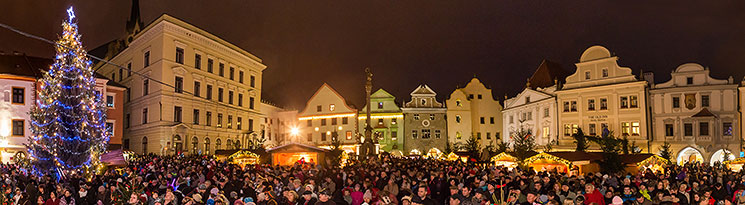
26, 7, 109, 179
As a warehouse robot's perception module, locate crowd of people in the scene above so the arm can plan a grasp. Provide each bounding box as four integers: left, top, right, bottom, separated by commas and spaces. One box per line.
0, 153, 744, 205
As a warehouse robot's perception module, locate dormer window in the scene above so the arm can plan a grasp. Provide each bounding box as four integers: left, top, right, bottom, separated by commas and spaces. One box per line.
686, 77, 693, 85
329, 104, 335, 111
377, 102, 383, 109
585, 71, 591, 80
602, 68, 608, 78
421, 99, 427, 105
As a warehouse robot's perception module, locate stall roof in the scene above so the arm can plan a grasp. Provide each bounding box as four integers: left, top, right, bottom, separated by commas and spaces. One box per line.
546, 151, 603, 161
620, 154, 656, 164
267, 143, 330, 153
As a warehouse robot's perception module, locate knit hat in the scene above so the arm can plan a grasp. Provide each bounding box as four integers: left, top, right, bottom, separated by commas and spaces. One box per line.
611, 196, 623, 205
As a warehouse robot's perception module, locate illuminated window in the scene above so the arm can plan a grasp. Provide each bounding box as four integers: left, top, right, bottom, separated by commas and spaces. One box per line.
571, 101, 577, 112
621, 122, 630, 136
542, 127, 549, 138
238, 117, 243, 130
378, 102, 383, 109
346, 131, 352, 140
620, 96, 628, 108
631, 122, 640, 135
456, 132, 462, 139
589, 123, 596, 135
544, 108, 549, 117
572, 124, 578, 134
217, 114, 223, 128
630, 95, 638, 108
329, 104, 335, 111
106, 95, 115, 107
564, 124, 571, 136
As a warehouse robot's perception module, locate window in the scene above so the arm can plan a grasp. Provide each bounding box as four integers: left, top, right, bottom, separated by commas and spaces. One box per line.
542, 127, 550, 138
229, 67, 235, 80
684, 123, 693, 136
125, 113, 131, 128
12, 119, 23, 136
588, 99, 595, 111
218, 88, 224, 102
477, 132, 482, 139
699, 122, 709, 136
194, 81, 201, 97
142, 137, 148, 154
391, 118, 397, 124
204, 138, 210, 154
686, 77, 693, 85
563, 102, 570, 112
217, 114, 223, 128
589, 123, 597, 135
112, 72, 116, 82
195, 54, 201, 69
237, 117, 243, 130
376, 119, 382, 125
673, 97, 680, 108
377, 102, 383, 109
602, 68, 608, 77
174, 106, 182, 122
544, 108, 549, 117
724, 122, 733, 136
630, 95, 638, 108
621, 122, 631, 136
175, 47, 184, 64
571, 101, 577, 112
572, 124, 579, 135
456, 100, 462, 107
219, 63, 225, 76
106, 95, 115, 107
429, 114, 435, 120
480, 117, 485, 124
227, 115, 233, 128
250, 75, 256, 87
127, 62, 132, 76
317, 105, 322, 112
206, 85, 212, 100
332, 118, 338, 125
215, 138, 221, 150
414, 114, 420, 120
563, 124, 571, 136
468, 94, 474, 99
435, 130, 441, 138
421, 129, 431, 139
665, 124, 674, 136
307, 120, 312, 127
412, 130, 418, 139
631, 122, 640, 135
522, 112, 527, 121
600, 98, 607, 110
239, 71, 244, 83
321, 132, 327, 141
143, 79, 149, 96
240, 94, 246, 107
193, 109, 200, 125
585, 71, 591, 80
207, 59, 214, 73
490, 117, 495, 124
142, 108, 148, 124
525, 96, 531, 103
486, 132, 491, 139
701, 95, 710, 107
228, 91, 234, 104
421, 99, 427, 105
342, 117, 348, 124
346, 131, 352, 140
321, 119, 327, 126
620, 96, 628, 108
206, 112, 212, 126
144, 51, 150, 67
329, 104, 335, 111
175, 77, 183, 93
477, 94, 482, 99
528, 112, 533, 120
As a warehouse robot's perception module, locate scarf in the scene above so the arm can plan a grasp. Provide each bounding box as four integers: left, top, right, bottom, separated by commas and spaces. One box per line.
79, 190, 88, 198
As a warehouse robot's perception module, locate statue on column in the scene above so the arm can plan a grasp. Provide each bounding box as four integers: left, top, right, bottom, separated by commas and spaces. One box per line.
359, 68, 376, 160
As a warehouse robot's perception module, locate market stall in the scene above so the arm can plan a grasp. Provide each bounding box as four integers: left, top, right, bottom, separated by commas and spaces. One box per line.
726, 158, 745, 172
228, 150, 261, 167
621, 154, 668, 174
524, 152, 602, 174
267, 143, 329, 166
490, 152, 518, 168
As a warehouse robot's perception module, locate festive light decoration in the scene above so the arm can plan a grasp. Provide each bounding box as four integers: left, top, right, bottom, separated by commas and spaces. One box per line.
26, 7, 109, 179
636, 154, 669, 167
523, 152, 572, 167
298, 113, 356, 120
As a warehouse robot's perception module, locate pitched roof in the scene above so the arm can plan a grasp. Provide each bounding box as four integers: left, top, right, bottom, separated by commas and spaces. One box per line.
371, 88, 395, 99
692, 108, 716, 118
266, 143, 329, 153
619, 154, 656, 164
546, 151, 603, 161
0, 54, 47, 78
410, 84, 437, 96
528, 60, 569, 89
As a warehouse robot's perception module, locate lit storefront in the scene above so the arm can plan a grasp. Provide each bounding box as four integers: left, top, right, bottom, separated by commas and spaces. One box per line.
267, 143, 328, 166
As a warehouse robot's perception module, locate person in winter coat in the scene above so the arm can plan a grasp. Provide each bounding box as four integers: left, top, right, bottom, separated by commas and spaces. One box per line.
583, 184, 605, 205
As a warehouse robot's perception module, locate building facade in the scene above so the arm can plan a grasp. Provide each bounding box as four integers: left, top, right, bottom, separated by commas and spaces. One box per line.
556, 46, 649, 151
297, 83, 359, 153
357, 89, 404, 154
446, 78, 503, 150
96, 13, 266, 155
402, 85, 447, 157
260, 101, 298, 149
650, 63, 738, 165
503, 60, 567, 147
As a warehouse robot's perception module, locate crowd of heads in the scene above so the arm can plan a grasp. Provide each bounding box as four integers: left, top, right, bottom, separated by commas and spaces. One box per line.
0, 153, 744, 205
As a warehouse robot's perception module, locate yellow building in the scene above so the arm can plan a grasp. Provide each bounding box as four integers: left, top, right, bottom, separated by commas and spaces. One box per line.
297, 83, 359, 153
556, 46, 648, 151
446, 78, 503, 150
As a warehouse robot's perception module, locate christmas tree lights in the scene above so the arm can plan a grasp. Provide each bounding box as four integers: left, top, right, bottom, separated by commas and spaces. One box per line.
26, 7, 109, 179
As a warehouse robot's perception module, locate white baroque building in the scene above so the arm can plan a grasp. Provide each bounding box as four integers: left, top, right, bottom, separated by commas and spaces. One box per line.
96, 13, 266, 155
649, 63, 738, 165
446, 77, 503, 150
556, 46, 649, 151
503, 60, 568, 147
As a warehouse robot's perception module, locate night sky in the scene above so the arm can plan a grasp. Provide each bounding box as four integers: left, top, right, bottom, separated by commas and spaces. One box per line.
2, 1, 745, 110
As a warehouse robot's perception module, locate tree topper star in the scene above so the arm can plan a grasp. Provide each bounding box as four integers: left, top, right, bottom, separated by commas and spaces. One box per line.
67, 6, 75, 21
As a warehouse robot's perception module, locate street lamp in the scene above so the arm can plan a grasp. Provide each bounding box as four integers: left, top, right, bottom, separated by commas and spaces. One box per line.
290, 127, 300, 136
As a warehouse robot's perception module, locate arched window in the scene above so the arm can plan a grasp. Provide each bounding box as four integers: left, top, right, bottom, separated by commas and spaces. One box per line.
142, 136, 148, 154
192, 136, 199, 154
216, 139, 222, 150
204, 137, 211, 155
173, 135, 183, 153
227, 139, 232, 150
236, 140, 241, 149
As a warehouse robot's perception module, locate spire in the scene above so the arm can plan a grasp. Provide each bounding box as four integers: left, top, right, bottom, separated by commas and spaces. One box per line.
126, 0, 144, 35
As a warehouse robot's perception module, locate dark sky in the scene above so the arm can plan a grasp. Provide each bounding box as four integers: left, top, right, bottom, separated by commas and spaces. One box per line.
2, 1, 745, 110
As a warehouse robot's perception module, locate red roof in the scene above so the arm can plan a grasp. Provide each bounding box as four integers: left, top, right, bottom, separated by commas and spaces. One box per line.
528, 60, 569, 89
692, 108, 716, 118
